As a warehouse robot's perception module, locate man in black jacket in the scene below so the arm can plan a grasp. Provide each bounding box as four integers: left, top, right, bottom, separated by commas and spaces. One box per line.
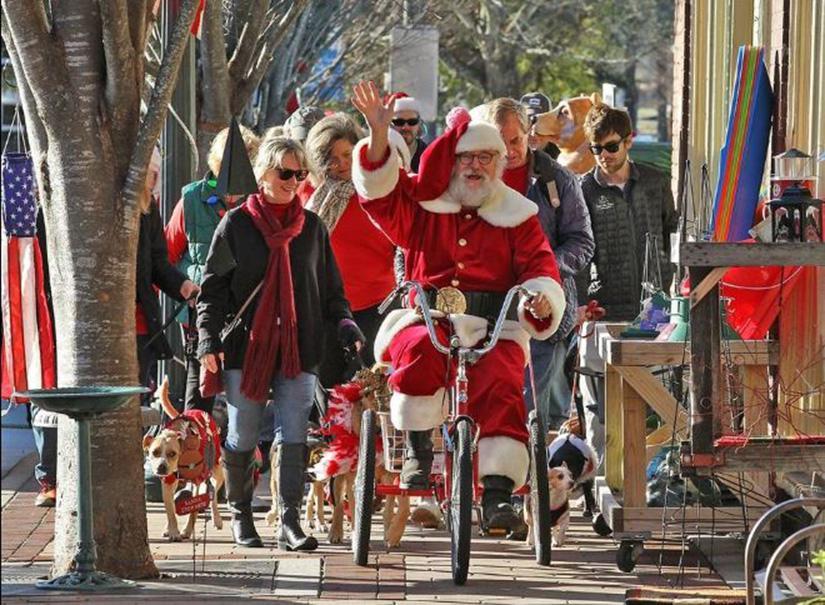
577, 104, 678, 468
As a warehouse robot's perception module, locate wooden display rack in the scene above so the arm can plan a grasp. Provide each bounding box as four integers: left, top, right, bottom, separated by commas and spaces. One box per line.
594, 325, 773, 554
679, 242, 825, 474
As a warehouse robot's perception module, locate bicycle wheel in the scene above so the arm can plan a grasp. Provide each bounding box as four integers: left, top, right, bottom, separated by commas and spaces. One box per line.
528, 410, 552, 566
450, 417, 473, 585
352, 409, 376, 566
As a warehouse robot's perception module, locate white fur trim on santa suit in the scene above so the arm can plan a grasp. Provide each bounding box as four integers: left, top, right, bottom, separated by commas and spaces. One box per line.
478, 435, 530, 490
418, 180, 538, 228
454, 121, 506, 157
394, 97, 421, 114
390, 388, 448, 431
373, 308, 532, 366
352, 138, 400, 200
518, 276, 566, 340
388, 128, 412, 172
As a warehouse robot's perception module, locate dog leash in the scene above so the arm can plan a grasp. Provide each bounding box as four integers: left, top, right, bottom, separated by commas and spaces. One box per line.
220, 281, 263, 340
142, 294, 197, 351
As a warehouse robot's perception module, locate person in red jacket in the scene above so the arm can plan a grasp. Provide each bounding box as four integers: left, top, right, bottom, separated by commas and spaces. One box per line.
351, 81, 566, 530
304, 114, 406, 387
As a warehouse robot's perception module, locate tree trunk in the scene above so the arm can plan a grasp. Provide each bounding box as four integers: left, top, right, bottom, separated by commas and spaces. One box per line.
2, 0, 199, 580
197, 0, 232, 173
45, 145, 153, 578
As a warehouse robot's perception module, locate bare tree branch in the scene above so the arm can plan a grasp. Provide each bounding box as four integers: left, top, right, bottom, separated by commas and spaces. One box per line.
1, 1, 69, 125
124, 0, 199, 210
51, 0, 105, 122
226, 0, 267, 84
230, 0, 308, 115
100, 0, 141, 180
201, 0, 232, 125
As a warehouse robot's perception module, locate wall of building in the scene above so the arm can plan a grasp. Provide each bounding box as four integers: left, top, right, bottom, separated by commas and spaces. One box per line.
672, 0, 824, 437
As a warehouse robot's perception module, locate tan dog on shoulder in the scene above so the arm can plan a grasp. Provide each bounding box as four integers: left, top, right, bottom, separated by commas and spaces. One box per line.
534, 93, 601, 175
143, 378, 225, 541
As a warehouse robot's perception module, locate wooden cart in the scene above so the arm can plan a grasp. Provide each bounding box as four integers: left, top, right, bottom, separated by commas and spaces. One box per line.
594, 325, 775, 571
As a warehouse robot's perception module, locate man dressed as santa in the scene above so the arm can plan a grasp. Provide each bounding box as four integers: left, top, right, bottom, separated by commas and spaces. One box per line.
350, 81, 566, 530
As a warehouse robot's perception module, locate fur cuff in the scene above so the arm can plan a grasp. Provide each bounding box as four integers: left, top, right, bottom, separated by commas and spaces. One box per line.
389, 388, 448, 431
518, 277, 566, 340
352, 138, 400, 200
478, 436, 529, 490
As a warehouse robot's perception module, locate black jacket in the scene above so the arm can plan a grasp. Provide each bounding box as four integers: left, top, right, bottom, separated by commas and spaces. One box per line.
578, 161, 679, 321
137, 202, 187, 358
411, 138, 429, 173
196, 206, 352, 375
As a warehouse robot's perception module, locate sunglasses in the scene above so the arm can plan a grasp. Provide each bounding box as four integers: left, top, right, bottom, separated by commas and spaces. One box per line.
589, 139, 626, 155
457, 151, 496, 166
391, 117, 420, 127
275, 168, 309, 181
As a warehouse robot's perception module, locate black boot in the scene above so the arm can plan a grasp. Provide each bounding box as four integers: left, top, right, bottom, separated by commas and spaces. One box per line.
222, 448, 263, 547
278, 443, 318, 551
481, 475, 520, 531
399, 430, 434, 490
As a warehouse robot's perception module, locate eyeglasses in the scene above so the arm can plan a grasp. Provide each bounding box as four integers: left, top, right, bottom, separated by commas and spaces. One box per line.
457, 151, 497, 166
391, 117, 420, 127
275, 168, 309, 181
589, 139, 626, 155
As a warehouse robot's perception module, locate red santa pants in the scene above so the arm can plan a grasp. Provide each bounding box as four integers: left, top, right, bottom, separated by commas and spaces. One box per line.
385, 321, 529, 444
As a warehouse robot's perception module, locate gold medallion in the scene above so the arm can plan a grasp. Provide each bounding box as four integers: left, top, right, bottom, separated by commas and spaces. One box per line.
435, 286, 467, 315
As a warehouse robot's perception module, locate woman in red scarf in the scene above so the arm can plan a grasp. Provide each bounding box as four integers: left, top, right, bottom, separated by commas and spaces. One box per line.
197, 137, 363, 551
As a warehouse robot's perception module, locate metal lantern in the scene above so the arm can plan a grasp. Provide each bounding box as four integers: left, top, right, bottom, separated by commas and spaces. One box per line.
766, 185, 823, 243
771, 148, 817, 198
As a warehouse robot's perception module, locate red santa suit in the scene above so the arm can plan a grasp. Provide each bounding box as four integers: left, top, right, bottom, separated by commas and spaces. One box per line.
351, 111, 566, 488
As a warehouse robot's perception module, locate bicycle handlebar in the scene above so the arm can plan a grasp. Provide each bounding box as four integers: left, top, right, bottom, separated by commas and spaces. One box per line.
377, 281, 535, 358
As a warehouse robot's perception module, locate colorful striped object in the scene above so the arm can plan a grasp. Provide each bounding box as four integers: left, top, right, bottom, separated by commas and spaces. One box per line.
711, 46, 773, 241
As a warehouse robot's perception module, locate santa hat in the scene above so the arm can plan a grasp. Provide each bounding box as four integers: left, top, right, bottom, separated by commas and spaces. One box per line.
389, 92, 421, 115
411, 107, 506, 202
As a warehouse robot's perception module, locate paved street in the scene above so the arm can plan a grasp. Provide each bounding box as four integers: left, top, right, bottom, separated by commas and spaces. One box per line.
0, 450, 732, 604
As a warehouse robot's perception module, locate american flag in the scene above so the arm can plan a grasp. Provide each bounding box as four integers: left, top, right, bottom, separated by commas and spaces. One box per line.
1, 152, 55, 400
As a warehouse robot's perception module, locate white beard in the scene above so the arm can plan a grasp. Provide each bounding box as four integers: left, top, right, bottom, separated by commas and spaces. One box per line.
447, 173, 494, 208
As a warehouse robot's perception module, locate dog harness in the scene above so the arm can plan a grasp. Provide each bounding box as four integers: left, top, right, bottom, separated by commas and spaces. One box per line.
162, 409, 221, 486
549, 501, 570, 527
547, 434, 594, 483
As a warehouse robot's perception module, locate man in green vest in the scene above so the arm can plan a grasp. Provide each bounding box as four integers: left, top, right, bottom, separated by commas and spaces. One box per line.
165, 125, 261, 413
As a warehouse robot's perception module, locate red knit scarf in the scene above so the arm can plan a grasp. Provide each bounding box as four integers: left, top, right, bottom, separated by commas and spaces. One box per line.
240, 193, 305, 400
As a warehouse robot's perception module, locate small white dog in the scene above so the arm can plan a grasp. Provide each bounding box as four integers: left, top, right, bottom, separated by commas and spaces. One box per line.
526, 433, 597, 547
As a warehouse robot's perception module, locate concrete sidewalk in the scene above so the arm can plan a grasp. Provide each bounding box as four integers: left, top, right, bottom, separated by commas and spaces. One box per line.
2, 453, 733, 603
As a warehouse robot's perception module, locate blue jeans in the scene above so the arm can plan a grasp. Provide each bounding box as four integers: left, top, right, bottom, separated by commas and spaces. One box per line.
223, 369, 317, 453
524, 336, 573, 430
30, 405, 57, 488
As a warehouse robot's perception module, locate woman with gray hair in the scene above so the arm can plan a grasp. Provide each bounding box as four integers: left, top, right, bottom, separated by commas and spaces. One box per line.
305, 114, 409, 386
197, 135, 363, 551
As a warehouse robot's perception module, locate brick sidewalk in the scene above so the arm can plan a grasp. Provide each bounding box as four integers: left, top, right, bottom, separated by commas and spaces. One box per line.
2, 455, 736, 603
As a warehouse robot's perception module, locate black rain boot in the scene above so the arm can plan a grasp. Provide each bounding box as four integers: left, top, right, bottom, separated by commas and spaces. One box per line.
481, 475, 520, 531
399, 430, 434, 490
278, 443, 318, 551
222, 448, 264, 548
